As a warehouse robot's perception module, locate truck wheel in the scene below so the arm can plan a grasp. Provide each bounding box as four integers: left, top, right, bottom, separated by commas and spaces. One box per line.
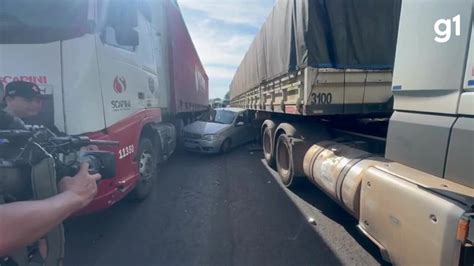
220, 139, 231, 153
276, 134, 294, 187
263, 127, 275, 167
129, 138, 157, 201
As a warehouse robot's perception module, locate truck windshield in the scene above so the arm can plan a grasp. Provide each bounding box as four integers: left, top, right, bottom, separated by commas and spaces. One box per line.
0, 0, 89, 44
211, 110, 236, 125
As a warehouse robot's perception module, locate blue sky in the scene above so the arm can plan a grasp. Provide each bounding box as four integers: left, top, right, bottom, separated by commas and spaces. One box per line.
178, 0, 276, 99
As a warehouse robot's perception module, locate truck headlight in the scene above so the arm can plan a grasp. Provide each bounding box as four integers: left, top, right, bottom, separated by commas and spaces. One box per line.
202, 134, 219, 141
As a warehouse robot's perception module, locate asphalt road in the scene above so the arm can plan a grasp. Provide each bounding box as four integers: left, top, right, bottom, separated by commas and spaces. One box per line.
64, 144, 387, 266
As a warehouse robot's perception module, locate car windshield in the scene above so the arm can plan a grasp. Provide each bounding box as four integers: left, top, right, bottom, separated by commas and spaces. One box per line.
210, 110, 236, 125
0, 0, 89, 44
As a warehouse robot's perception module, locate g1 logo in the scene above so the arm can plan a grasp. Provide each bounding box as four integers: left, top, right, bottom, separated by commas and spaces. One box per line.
434, 14, 461, 43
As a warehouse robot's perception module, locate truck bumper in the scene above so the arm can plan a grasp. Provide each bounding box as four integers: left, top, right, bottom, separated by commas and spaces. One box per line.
73, 174, 138, 215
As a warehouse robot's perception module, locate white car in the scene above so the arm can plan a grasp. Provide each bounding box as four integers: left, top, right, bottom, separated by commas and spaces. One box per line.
183, 108, 256, 153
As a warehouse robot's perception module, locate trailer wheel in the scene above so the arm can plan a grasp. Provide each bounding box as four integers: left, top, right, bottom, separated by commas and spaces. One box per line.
263, 126, 275, 167
129, 138, 157, 201
276, 134, 294, 187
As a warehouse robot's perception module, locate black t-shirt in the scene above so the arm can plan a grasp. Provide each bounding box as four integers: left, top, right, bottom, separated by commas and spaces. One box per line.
0, 110, 27, 130
0, 110, 65, 136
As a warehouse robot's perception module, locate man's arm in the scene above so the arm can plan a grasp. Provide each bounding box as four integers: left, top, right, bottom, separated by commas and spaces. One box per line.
0, 192, 82, 256
0, 163, 101, 256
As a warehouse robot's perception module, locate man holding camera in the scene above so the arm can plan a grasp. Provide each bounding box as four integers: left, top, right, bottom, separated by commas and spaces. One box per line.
0, 81, 101, 257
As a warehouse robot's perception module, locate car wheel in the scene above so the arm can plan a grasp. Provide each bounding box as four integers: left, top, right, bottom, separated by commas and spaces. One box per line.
220, 139, 231, 153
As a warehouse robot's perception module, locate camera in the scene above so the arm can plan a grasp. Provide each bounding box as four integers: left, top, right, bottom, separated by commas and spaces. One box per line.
56, 150, 117, 179
0, 128, 118, 202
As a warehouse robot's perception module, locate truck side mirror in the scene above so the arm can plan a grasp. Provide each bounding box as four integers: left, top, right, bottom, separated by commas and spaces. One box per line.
236, 121, 245, 127
115, 28, 139, 47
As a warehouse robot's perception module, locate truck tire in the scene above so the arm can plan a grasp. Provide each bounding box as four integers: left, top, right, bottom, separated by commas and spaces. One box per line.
129, 138, 157, 201
263, 126, 275, 167
276, 134, 294, 187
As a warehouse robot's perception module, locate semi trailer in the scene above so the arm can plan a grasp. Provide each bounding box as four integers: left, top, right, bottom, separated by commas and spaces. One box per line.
230, 0, 474, 265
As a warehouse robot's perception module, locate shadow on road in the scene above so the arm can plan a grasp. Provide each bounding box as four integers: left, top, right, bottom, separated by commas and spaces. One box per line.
64, 146, 346, 266
287, 178, 391, 266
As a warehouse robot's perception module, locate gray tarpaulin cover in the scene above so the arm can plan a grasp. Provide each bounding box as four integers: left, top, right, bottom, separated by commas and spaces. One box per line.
230, 0, 401, 99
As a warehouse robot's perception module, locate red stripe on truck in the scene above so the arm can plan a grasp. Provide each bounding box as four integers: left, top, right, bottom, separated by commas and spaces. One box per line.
75, 108, 162, 215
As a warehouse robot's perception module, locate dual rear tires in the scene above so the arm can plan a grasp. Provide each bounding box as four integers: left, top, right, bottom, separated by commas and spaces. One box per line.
276, 134, 294, 187
262, 126, 295, 187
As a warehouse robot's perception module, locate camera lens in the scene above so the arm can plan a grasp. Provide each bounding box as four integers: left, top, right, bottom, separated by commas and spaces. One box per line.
80, 154, 101, 175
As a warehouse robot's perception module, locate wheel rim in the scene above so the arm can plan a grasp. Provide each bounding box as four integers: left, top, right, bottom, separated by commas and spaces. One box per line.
277, 138, 291, 184
139, 150, 154, 183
